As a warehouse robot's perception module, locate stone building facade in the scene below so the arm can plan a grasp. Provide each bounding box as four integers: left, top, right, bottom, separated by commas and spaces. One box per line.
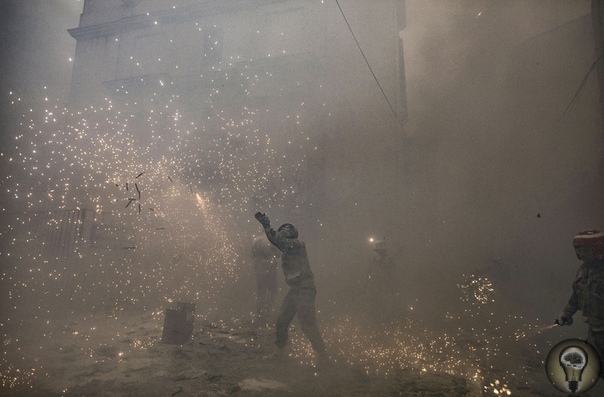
67, 0, 407, 117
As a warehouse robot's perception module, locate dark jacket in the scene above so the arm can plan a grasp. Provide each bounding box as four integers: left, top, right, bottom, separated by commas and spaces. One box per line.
262, 226, 315, 288
563, 260, 604, 331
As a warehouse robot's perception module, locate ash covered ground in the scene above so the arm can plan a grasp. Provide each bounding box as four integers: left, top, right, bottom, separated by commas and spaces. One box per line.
3, 266, 603, 396
1, 309, 479, 397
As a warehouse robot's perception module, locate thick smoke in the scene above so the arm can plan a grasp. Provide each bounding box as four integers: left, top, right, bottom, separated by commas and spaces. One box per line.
0, 0, 81, 103
0, 0, 602, 394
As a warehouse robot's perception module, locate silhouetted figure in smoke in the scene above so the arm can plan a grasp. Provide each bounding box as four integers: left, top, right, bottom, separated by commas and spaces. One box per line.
254, 212, 327, 364
364, 238, 397, 324
251, 234, 280, 327
558, 229, 604, 374
474, 255, 514, 306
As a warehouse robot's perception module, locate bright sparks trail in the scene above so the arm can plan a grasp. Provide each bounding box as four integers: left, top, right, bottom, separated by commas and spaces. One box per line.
0, 87, 319, 307
194, 191, 239, 282
515, 323, 558, 341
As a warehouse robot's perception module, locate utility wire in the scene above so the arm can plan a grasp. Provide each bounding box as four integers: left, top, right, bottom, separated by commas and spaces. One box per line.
334, 0, 403, 127
562, 53, 603, 118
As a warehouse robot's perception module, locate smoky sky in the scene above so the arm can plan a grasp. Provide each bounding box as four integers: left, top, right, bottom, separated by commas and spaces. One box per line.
0, 0, 81, 102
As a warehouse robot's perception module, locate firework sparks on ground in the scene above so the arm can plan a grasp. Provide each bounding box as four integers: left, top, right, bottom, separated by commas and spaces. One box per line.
280, 274, 560, 396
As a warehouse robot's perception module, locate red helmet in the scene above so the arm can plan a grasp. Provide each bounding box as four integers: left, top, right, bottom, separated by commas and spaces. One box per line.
573, 229, 604, 260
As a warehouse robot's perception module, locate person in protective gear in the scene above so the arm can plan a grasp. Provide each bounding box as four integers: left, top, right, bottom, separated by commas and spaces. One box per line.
252, 235, 280, 327
558, 229, 604, 372
364, 238, 397, 324
254, 212, 326, 361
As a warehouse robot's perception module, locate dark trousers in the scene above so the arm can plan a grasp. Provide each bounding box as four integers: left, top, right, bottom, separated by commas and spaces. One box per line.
275, 286, 325, 353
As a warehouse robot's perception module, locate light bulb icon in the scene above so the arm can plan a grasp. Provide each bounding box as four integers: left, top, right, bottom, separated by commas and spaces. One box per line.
559, 346, 588, 393
546, 338, 601, 394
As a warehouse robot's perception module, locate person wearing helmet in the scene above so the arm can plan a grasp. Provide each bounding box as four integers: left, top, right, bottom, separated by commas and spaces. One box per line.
364, 238, 397, 324
558, 229, 604, 367
252, 234, 280, 327
254, 212, 327, 363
